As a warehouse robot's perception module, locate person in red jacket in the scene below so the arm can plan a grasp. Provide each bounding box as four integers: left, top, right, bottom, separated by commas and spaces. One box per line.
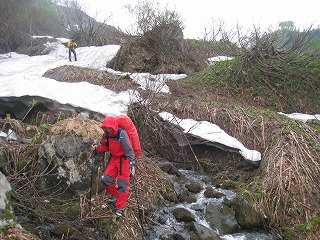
91, 116, 136, 218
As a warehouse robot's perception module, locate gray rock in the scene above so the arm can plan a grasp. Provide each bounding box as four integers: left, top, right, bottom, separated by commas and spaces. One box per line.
0, 129, 32, 144
157, 162, 182, 177
185, 181, 202, 193
230, 193, 263, 229
188, 222, 220, 240
0, 171, 15, 227
190, 204, 205, 212
204, 187, 225, 199
171, 207, 195, 223
205, 201, 240, 235
38, 134, 94, 195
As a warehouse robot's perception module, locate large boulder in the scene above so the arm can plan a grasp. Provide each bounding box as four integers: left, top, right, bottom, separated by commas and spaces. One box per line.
0, 171, 15, 227
38, 134, 95, 196
205, 201, 240, 235
230, 192, 263, 229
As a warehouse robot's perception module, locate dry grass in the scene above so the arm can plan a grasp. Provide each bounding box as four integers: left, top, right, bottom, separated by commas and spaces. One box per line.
259, 122, 320, 237
80, 156, 175, 240
3, 116, 176, 239
181, 104, 320, 237
43, 65, 140, 93
130, 100, 320, 238
50, 117, 103, 140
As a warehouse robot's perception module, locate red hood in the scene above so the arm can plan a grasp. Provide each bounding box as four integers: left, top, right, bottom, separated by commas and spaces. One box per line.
101, 116, 118, 136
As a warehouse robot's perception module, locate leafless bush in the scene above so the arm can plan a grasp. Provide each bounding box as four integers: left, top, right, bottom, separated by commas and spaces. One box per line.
202, 21, 320, 112
124, 0, 184, 36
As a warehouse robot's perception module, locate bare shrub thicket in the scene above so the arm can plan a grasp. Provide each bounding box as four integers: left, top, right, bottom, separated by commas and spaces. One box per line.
203, 21, 320, 112
57, 0, 119, 46
124, 0, 185, 52
204, 20, 320, 66
0, 119, 58, 219
124, 0, 184, 36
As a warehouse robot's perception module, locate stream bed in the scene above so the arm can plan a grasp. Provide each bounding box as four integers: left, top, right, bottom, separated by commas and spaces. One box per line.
147, 169, 275, 240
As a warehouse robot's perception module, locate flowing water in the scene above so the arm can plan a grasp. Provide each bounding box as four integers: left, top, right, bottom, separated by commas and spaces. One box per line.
148, 169, 275, 240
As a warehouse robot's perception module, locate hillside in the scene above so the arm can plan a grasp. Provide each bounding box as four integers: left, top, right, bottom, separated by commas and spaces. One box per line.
0, 1, 320, 239
0, 0, 125, 54
33, 40, 320, 239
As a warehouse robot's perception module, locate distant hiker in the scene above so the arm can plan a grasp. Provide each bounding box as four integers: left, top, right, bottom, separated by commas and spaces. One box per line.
67, 38, 77, 61
91, 116, 138, 219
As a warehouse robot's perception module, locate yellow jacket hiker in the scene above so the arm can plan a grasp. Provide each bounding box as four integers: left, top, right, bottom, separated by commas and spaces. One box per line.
67, 39, 77, 61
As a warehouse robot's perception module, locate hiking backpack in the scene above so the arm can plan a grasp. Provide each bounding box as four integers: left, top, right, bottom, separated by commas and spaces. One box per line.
115, 115, 142, 157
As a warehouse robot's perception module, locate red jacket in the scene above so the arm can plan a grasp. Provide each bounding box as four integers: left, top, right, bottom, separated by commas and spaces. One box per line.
96, 116, 136, 167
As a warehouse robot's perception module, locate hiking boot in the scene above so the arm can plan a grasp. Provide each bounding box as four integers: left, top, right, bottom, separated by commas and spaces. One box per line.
115, 208, 124, 218
107, 195, 116, 205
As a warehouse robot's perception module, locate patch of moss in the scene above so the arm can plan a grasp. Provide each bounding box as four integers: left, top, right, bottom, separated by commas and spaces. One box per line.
281, 227, 297, 240
5, 191, 16, 224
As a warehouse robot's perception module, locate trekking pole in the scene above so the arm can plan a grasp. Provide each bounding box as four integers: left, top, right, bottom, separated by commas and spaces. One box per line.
89, 144, 96, 214
131, 174, 145, 237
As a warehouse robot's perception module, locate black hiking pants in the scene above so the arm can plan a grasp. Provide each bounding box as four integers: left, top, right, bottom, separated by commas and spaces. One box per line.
69, 48, 77, 61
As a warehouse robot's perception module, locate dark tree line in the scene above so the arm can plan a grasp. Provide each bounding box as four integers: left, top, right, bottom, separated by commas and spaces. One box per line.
0, 0, 124, 54
0, 0, 63, 53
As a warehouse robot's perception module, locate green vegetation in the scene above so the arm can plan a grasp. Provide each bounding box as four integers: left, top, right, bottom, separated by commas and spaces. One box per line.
298, 216, 320, 232
0, 225, 11, 234
189, 53, 320, 113
182, 21, 320, 113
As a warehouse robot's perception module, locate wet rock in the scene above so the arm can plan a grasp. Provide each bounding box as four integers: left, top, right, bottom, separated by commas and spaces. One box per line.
230, 192, 263, 229
173, 182, 189, 202
205, 202, 240, 235
220, 180, 239, 190
171, 207, 195, 223
306, 118, 320, 124
188, 222, 221, 240
158, 215, 169, 225
157, 162, 183, 177
157, 209, 170, 224
204, 187, 225, 199
190, 204, 205, 212
186, 195, 197, 203
185, 181, 202, 193
161, 190, 179, 203
160, 232, 187, 240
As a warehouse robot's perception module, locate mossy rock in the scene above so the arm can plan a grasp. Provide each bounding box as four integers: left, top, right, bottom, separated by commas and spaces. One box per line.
230, 192, 262, 229
172, 207, 195, 223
